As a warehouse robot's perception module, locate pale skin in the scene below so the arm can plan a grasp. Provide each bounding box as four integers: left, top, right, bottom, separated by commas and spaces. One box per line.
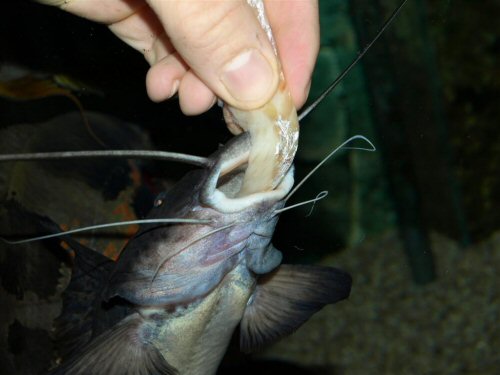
39, 0, 319, 115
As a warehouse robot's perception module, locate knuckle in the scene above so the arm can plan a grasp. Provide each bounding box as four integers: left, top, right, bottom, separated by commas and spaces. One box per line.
169, 0, 244, 52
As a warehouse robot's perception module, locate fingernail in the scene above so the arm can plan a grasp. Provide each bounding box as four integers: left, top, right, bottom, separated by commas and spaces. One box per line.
221, 49, 275, 104
304, 79, 312, 101
168, 80, 180, 99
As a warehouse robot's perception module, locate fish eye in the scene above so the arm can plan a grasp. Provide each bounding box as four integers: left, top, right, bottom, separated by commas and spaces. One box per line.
154, 192, 167, 207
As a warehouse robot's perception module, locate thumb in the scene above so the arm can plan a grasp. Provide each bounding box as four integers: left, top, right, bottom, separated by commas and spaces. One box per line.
147, 0, 280, 110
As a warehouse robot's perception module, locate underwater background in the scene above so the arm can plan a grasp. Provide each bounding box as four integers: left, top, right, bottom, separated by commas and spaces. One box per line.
0, 0, 498, 374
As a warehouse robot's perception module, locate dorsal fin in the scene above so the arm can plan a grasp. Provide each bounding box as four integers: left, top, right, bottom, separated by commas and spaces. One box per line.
0, 203, 117, 359
51, 227, 116, 359
240, 264, 352, 352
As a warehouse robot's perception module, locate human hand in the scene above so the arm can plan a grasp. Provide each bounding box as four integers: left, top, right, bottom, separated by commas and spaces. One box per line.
39, 0, 319, 115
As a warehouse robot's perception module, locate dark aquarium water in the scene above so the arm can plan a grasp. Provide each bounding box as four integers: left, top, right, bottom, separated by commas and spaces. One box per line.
0, 0, 498, 374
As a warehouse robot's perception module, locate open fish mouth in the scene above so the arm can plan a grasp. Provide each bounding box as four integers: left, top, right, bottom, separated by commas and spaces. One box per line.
202, 132, 295, 214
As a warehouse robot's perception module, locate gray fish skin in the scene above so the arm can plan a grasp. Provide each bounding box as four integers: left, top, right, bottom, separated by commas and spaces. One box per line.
50, 132, 352, 375
103, 133, 288, 307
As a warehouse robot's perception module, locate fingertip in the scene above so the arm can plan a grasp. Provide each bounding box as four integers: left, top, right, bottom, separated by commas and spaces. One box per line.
303, 79, 313, 105
178, 71, 217, 115
266, 0, 319, 109
146, 54, 187, 102
295, 79, 313, 110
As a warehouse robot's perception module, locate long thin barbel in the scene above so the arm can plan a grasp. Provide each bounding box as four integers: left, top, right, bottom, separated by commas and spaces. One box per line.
285, 135, 376, 202
151, 222, 238, 283
0, 150, 209, 166
274, 191, 328, 214
0, 0, 407, 169
0, 218, 212, 244
0, 1, 408, 182
298, 0, 409, 121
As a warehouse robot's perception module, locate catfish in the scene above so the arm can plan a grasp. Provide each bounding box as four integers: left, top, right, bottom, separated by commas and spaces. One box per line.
47, 132, 351, 375
0, 2, 409, 373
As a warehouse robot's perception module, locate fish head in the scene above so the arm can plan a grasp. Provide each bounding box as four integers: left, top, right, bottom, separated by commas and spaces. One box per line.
104, 132, 294, 306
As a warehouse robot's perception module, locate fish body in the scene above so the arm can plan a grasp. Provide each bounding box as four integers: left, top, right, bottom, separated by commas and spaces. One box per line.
50, 133, 352, 375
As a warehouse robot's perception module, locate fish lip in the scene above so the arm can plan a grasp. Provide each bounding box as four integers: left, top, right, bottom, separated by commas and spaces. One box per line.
204, 166, 294, 214
200, 133, 294, 214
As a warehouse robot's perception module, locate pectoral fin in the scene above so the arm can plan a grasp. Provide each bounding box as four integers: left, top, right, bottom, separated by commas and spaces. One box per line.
240, 264, 352, 352
50, 314, 177, 375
